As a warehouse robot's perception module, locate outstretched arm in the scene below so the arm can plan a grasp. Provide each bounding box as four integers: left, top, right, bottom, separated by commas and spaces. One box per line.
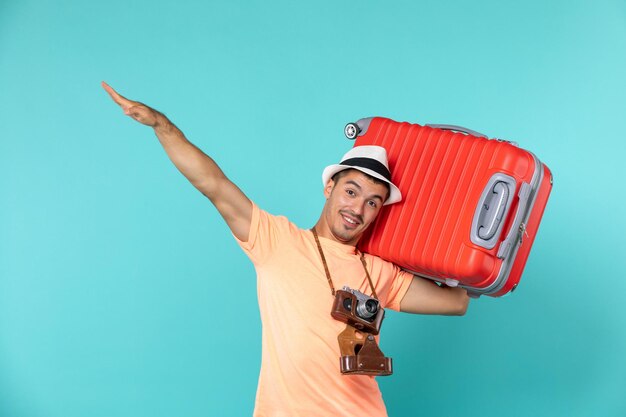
400, 275, 470, 315
102, 81, 252, 241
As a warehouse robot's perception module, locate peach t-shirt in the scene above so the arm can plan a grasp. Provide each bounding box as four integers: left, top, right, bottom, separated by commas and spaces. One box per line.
236, 203, 414, 417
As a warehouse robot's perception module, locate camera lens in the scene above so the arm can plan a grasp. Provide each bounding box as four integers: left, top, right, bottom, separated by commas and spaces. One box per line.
356, 298, 379, 320
365, 299, 378, 314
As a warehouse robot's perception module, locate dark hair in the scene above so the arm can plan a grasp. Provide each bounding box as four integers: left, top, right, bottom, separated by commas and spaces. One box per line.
331, 168, 390, 199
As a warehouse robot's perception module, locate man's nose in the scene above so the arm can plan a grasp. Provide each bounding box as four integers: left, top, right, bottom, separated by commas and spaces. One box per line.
351, 199, 365, 216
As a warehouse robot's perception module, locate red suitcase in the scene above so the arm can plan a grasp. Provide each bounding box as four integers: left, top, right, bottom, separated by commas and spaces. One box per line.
346, 117, 552, 297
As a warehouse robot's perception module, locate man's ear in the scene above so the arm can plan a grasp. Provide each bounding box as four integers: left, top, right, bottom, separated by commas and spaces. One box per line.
324, 179, 335, 199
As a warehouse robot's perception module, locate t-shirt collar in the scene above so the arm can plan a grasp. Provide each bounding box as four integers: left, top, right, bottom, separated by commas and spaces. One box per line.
312, 231, 358, 255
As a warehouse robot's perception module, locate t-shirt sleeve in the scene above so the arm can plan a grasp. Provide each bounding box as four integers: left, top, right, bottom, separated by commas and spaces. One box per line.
233, 202, 283, 266
381, 264, 414, 312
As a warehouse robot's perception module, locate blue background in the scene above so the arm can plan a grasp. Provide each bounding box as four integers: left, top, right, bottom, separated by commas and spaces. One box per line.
1, 0, 625, 416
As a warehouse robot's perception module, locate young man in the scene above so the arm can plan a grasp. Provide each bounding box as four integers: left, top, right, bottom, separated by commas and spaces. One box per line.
103, 82, 469, 417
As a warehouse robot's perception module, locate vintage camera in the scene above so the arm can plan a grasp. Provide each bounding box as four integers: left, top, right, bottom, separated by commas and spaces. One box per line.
331, 286, 392, 376
331, 286, 385, 335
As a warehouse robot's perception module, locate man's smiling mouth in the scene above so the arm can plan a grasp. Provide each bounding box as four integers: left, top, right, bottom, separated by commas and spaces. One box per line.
341, 213, 361, 226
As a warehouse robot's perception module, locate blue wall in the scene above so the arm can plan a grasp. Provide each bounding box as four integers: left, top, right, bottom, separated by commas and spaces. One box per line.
1, 1, 625, 416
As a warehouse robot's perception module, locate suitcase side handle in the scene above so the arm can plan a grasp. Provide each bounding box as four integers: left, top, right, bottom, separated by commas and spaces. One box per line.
471, 174, 517, 250
426, 124, 488, 138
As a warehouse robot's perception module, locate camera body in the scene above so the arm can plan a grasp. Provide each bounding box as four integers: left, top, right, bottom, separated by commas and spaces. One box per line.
331, 286, 385, 335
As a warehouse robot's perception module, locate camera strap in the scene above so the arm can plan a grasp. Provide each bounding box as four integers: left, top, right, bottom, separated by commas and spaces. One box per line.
311, 228, 378, 299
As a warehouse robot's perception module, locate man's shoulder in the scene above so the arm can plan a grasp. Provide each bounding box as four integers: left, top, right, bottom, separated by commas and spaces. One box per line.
363, 251, 392, 265
255, 204, 308, 237
362, 251, 411, 277
239, 204, 311, 264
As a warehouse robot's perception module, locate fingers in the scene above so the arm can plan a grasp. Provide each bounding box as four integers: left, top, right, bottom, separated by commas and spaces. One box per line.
101, 81, 132, 108
101, 81, 120, 101
102, 81, 159, 126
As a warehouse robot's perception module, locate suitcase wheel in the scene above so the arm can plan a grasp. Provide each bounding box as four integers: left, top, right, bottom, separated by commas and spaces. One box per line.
344, 122, 361, 140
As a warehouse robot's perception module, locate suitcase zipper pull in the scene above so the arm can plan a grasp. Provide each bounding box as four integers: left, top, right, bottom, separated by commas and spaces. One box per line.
497, 182, 532, 259
518, 222, 529, 244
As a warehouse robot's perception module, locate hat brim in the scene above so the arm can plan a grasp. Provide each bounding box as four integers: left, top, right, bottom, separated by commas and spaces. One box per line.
322, 164, 402, 206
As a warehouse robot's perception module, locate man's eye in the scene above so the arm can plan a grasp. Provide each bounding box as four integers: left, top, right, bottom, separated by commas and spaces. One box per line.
347, 189, 355, 196
368, 200, 377, 208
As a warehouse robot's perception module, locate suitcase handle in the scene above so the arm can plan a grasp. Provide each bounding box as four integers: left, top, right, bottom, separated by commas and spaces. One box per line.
471, 174, 517, 250
477, 182, 510, 240
425, 124, 488, 138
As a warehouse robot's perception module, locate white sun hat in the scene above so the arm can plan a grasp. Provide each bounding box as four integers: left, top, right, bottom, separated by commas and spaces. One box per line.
322, 145, 402, 205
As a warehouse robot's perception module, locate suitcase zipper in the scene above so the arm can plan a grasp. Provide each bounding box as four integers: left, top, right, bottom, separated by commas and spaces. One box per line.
495, 138, 519, 147
518, 222, 529, 244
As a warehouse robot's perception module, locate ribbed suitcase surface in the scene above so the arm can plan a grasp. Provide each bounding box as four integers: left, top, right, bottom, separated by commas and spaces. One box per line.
353, 117, 552, 297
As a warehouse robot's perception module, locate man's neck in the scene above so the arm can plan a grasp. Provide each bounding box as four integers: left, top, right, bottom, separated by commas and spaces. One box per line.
312, 219, 359, 247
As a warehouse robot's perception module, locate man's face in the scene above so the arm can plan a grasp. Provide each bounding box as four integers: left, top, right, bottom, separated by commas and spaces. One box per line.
321, 170, 389, 246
